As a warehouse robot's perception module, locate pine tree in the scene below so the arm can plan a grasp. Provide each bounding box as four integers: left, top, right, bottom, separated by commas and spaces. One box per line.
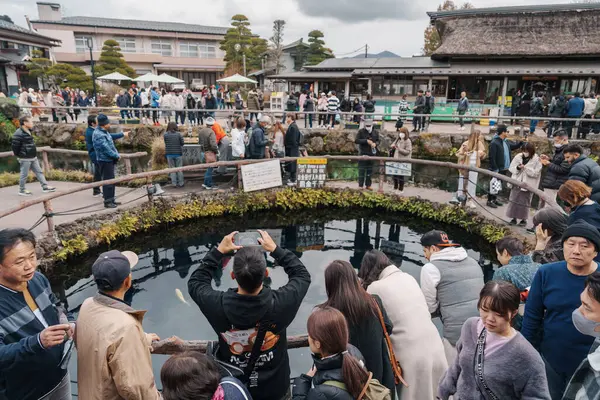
95, 39, 136, 79
306, 30, 333, 66
220, 14, 268, 74
26, 50, 53, 89
46, 64, 94, 92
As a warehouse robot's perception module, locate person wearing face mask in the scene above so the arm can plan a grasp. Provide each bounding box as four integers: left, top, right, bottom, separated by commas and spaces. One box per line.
506, 142, 542, 226
563, 271, 600, 400
390, 127, 412, 192
438, 281, 551, 400
355, 119, 379, 190
540, 130, 571, 208
521, 220, 600, 399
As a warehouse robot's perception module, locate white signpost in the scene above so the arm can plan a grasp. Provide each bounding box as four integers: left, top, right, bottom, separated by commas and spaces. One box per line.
241, 160, 283, 192
385, 162, 412, 176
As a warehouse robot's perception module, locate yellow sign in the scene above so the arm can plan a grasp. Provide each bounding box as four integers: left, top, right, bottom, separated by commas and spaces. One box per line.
298, 158, 327, 165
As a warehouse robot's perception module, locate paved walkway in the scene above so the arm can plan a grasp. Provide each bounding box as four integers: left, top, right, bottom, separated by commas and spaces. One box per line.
0, 177, 532, 237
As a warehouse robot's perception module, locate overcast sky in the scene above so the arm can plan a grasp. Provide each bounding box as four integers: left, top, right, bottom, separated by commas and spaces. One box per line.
3, 0, 577, 56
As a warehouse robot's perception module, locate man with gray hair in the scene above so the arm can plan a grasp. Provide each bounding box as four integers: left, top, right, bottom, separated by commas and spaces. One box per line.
249, 115, 270, 159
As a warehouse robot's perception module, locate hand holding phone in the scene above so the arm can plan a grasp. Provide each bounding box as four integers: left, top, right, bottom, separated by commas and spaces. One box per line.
233, 232, 263, 248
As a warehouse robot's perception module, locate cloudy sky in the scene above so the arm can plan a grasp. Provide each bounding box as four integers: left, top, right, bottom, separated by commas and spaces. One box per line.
3, 0, 579, 56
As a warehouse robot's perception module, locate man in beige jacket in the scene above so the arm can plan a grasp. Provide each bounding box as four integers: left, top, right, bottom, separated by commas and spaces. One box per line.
75, 250, 162, 400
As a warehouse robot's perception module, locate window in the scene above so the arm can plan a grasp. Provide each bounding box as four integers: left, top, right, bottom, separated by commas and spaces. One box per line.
151, 40, 172, 56
372, 76, 413, 96
560, 79, 588, 95
180, 42, 217, 58
115, 37, 136, 53
75, 35, 92, 54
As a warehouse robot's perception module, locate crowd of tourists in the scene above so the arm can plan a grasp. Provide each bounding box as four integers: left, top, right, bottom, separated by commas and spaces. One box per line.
13, 86, 94, 123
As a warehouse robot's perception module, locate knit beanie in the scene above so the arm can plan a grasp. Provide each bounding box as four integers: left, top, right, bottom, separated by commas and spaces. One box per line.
97, 114, 110, 126
562, 220, 600, 251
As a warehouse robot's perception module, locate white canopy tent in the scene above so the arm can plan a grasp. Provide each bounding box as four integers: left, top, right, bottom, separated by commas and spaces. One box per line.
132, 72, 161, 82
97, 72, 133, 81
217, 74, 257, 85
157, 73, 184, 84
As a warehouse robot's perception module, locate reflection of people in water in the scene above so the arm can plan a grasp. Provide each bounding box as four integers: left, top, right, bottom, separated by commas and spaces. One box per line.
173, 243, 193, 279
283, 226, 303, 259
350, 219, 373, 270
388, 223, 400, 242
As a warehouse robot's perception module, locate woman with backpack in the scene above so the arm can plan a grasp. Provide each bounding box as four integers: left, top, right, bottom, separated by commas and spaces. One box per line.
318, 260, 396, 394
292, 307, 391, 400
161, 351, 251, 400
363, 94, 376, 124
437, 280, 550, 400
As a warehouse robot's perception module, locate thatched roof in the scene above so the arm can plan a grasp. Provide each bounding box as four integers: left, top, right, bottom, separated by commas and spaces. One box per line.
431, 4, 600, 59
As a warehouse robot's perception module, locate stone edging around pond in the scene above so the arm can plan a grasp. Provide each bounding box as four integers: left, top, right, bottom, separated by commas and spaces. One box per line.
38, 187, 530, 272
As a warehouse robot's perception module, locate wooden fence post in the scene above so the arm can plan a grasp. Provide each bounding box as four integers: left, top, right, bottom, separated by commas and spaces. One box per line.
237, 164, 243, 190
124, 158, 132, 175
43, 200, 54, 232
378, 160, 385, 193
42, 150, 50, 174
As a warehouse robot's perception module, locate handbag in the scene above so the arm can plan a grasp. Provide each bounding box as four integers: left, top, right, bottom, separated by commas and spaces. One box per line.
371, 297, 408, 387
489, 177, 502, 195
473, 328, 500, 400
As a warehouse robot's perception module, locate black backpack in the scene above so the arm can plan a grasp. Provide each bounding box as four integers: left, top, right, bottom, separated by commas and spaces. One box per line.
286, 98, 298, 111
364, 100, 375, 113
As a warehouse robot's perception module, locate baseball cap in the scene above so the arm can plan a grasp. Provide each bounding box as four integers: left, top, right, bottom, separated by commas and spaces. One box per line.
92, 250, 138, 291
205, 117, 215, 126
496, 124, 508, 135
420, 230, 460, 248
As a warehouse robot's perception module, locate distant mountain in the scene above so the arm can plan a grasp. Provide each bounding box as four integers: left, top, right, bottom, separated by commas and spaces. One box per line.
349, 51, 399, 58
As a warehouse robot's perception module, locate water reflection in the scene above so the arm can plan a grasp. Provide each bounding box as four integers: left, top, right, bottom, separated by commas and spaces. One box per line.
48, 210, 497, 392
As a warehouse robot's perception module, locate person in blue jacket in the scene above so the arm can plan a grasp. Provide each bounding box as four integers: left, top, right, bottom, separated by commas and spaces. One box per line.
0, 228, 75, 400
566, 93, 585, 138
150, 87, 161, 125
85, 115, 127, 197
521, 220, 600, 399
92, 114, 124, 208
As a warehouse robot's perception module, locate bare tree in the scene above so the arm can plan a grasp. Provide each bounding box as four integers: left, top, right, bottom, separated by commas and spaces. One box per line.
268, 19, 286, 74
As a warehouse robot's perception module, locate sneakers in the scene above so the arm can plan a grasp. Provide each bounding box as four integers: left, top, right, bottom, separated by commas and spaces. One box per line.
19, 190, 32, 196
93, 192, 103, 197
493, 199, 504, 207
42, 186, 56, 193
365, 186, 373, 191
486, 200, 498, 209
518, 220, 527, 227
202, 184, 214, 190
509, 219, 518, 225
104, 203, 118, 209
287, 181, 297, 187
449, 196, 460, 205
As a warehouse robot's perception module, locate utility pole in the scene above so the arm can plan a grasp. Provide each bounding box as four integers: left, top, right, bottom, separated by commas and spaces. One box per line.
87, 38, 97, 106
365, 44, 369, 58
243, 54, 247, 77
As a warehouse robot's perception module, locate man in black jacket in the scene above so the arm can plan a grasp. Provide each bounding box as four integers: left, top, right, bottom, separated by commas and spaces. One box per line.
11, 116, 55, 196
540, 131, 570, 207
284, 114, 302, 186
249, 116, 270, 159
355, 119, 380, 190
188, 230, 311, 400
487, 124, 524, 208
564, 144, 600, 202
412, 90, 425, 132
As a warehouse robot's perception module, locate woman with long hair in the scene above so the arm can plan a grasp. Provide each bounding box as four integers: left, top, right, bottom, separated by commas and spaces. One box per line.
451, 129, 486, 207
161, 351, 251, 400
292, 307, 384, 400
359, 250, 447, 400
391, 126, 412, 193
318, 260, 395, 393
506, 142, 542, 226
438, 281, 550, 400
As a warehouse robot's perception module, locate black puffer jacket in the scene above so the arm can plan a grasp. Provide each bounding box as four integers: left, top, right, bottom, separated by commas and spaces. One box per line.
569, 155, 600, 202
541, 145, 571, 189
11, 128, 37, 159
292, 345, 365, 400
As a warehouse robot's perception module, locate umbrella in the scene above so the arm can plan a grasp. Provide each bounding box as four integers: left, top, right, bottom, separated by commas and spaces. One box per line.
157, 73, 184, 84
97, 72, 133, 81
133, 72, 161, 82
217, 73, 257, 84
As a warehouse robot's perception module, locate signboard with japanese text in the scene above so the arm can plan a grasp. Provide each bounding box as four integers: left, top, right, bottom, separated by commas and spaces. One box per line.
297, 158, 327, 189
241, 160, 283, 192
296, 224, 325, 252
385, 162, 412, 177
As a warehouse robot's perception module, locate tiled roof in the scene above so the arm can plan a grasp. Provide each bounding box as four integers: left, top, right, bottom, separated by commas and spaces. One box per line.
0, 19, 60, 42
31, 16, 228, 36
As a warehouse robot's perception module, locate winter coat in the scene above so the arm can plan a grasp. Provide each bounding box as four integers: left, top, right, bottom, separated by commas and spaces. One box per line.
198, 127, 218, 153
205, 95, 218, 110
220, 377, 253, 400
549, 97, 567, 117
284, 122, 302, 150
164, 130, 184, 156
11, 127, 37, 159
530, 97, 544, 117
304, 97, 315, 112
489, 135, 523, 172
75, 293, 161, 400
292, 345, 366, 400
541, 145, 571, 190
567, 97, 585, 118
249, 125, 269, 159
186, 95, 196, 110
355, 128, 380, 156
392, 138, 412, 159
150, 90, 160, 108
457, 139, 486, 168
367, 265, 448, 400
585, 98, 598, 116
363, 99, 376, 113
78, 96, 91, 107
173, 95, 185, 110
569, 155, 600, 202
92, 127, 120, 162
247, 91, 260, 111
413, 95, 425, 113
140, 91, 149, 106
162, 94, 174, 109
85, 127, 124, 163
317, 97, 328, 111
509, 153, 542, 191
457, 97, 469, 112
188, 247, 311, 400
424, 96, 435, 114
132, 94, 142, 108
116, 94, 129, 108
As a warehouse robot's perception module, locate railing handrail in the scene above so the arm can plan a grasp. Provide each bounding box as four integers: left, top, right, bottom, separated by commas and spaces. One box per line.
151, 334, 308, 355
0, 146, 147, 159
0, 155, 560, 221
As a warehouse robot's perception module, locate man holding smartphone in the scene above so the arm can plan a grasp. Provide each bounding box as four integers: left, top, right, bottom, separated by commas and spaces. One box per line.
188, 230, 311, 400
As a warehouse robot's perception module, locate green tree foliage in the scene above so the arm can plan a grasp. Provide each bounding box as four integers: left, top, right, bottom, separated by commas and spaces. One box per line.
26, 50, 53, 89
220, 14, 268, 75
268, 20, 286, 74
46, 63, 94, 92
95, 39, 136, 79
306, 30, 333, 66
423, 1, 474, 55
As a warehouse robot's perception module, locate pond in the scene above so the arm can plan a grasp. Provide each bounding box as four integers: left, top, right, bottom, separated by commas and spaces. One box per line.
46, 208, 498, 395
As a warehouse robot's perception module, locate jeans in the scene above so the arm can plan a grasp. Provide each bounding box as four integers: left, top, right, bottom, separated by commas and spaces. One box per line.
152, 108, 159, 124
458, 110, 466, 127
358, 159, 373, 188
120, 110, 128, 119
202, 152, 214, 187
217, 137, 230, 174
530, 119, 538, 134
564, 120, 576, 138
19, 158, 48, 191
305, 113, 313, 128
98, 160, 116, 204
176, 111, 186, 125
40, 372, 71, 400
250, 112, 258, 122
329, 113, 336, 127
547, 120, 561, 137
167, 156, 184, 186
412, 116, 423, 130
92, 160, 102, 195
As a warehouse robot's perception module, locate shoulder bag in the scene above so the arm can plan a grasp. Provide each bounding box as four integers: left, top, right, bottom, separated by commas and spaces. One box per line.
371, 297, 408, 387
473, 328, 500, 400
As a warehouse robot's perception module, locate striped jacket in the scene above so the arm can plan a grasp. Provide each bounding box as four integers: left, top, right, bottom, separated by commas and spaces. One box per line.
0, 272, 71, 400
327, 96, 340, 113
563, 339, 600, 400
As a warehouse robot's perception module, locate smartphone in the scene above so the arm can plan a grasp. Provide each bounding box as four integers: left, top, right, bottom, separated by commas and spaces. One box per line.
234, 232, 262, 247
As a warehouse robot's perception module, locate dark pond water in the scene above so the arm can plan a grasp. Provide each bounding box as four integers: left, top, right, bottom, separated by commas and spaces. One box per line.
47, 209, 497, 394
